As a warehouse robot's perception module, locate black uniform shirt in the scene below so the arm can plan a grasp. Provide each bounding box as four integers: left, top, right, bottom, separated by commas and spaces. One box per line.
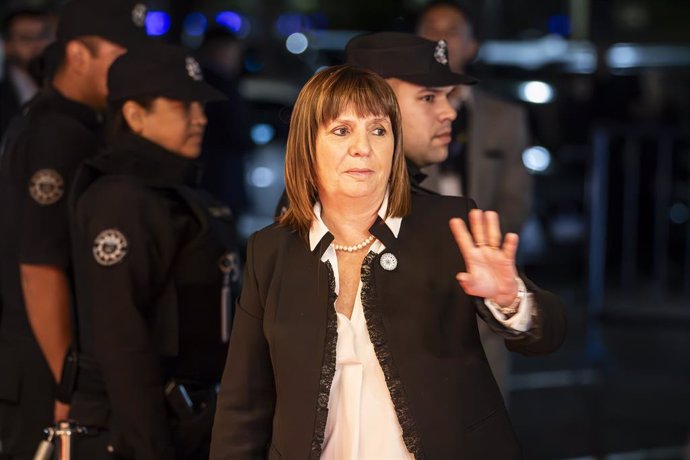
405, 158, 437, 196
0, 87, 100, 335
71, 133, 241, 459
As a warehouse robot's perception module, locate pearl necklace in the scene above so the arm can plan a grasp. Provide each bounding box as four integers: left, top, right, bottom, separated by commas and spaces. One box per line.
333, 235, 375, 252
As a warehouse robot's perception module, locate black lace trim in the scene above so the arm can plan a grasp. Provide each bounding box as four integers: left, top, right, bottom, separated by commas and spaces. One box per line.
309, 261, 338, 459
360, 252, 425, 459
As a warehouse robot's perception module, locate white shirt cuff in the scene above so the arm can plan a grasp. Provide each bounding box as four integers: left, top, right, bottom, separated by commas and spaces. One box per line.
483, 281, 534, 332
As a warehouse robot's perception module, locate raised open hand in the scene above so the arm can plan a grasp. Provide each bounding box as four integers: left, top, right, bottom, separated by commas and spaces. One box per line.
449, 209, 520, 308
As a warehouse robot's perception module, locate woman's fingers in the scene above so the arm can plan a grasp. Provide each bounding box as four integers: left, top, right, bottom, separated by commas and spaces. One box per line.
502, 232, 519, 262
468, 209, 486, 247
485, 211, 502, 248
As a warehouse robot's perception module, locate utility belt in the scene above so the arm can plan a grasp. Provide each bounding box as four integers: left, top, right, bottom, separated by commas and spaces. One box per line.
57, 350, 217, 417
34, 376, 218, 460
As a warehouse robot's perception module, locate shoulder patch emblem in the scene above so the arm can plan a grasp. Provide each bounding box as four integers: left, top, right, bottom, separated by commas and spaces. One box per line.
29, 169, 64, 205
93, 229, 129, 266
132, 3, 147, 28
434, 39, 449, 66
185, 56, 204, 81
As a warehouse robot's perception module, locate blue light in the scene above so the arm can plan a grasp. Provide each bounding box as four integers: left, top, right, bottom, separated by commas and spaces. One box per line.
547, 14, 571, 37
250, 124, 275, 145
145, 11, 170, 36
183, 12, 208, 37
216, 11, 242, 34
275, 12, 305, 37
248, 166, 276, 188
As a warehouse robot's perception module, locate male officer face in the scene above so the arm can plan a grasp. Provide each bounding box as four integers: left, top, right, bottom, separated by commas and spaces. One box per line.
60, 36, 127, 110
386, 78, 457, 167
417, 4, 478, 74
82, 37, 127, 109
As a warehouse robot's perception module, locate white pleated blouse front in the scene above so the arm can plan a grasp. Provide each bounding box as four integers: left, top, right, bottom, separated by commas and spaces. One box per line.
320, 251, 415, 460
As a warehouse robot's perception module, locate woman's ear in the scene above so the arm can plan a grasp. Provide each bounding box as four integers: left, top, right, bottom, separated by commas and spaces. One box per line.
122, 100, 144, 134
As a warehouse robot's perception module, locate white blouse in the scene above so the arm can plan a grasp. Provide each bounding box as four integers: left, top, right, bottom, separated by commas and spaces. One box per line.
308, 197, 533, 459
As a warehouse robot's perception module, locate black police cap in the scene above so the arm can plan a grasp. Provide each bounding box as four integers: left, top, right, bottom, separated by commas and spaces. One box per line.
346, 32, 477, 87
56, 0, 148, 48
108, 43, 225, 104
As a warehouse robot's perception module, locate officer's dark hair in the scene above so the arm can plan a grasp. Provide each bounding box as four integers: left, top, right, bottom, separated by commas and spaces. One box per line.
106, 96, 157, 140
279, 64, 410, 241
416, 1, 478, 39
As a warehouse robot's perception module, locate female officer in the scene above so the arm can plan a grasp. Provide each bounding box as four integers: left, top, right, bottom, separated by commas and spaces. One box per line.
70, 43, 241, 459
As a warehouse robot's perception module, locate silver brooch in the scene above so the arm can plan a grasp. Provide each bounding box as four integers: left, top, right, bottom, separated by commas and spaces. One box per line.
380, 252, 398, 271
28, 169, 64, 205
434, 40, 449, 65
185, 57, 204, 81
131, 3, 147, 28
93, 229, 129, 266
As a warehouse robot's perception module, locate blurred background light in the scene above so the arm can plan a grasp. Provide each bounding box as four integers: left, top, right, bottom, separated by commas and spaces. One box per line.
250, 124, 276, 145
547, 14, 571, 37
145, 11, 171, 36
286, 32, 309, 54
275, 12, 306, 37
215, 11, 242, 34
607, 44, 639, 68
183, 12, 208, 37
522, 146, 552, 173
248, 166, 276, 188
518, 81, 555, 104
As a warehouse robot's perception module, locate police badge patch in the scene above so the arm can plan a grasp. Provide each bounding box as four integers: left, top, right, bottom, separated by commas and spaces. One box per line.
434, 40, 449, 65
29, 169, 64, 205
93, 229, 129, 266
185, 57, 204, 81
131, 3, 147, 28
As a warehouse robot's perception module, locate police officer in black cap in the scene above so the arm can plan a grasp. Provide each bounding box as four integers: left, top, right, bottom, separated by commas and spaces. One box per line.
346, 32, 476, 194
69, 42, 241, 460
274, 32, 475, 216
0, 1, 146, 458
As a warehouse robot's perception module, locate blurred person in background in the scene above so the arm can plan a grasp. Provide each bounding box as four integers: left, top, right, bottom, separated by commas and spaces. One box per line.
417, 0, 534, 403
0, 1, 146, 458
196, 27, 253, 218
0, 6, 54, 137
210, 64, 565, 459
69, 42, 241, 460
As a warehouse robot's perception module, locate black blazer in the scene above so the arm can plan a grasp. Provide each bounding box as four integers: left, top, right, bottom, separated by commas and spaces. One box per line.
211, 194, 566, 460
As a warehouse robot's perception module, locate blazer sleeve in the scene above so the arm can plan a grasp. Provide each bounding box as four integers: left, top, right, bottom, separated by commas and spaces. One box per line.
211, 233, 276, 460
476, 275, 566, 356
